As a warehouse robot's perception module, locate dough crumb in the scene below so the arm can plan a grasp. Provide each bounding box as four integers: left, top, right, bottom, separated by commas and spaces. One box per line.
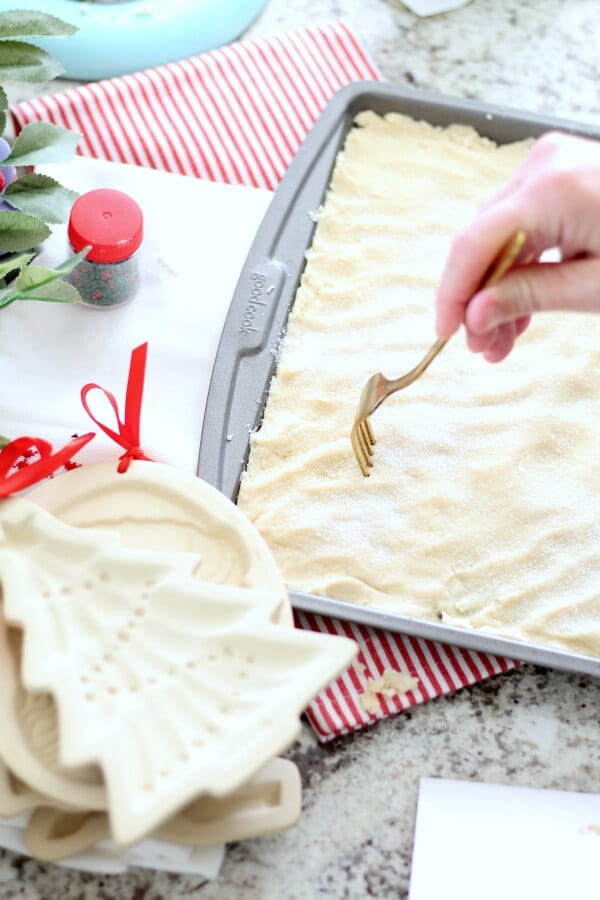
359, 689, 381, 714
359, 667, 419, 712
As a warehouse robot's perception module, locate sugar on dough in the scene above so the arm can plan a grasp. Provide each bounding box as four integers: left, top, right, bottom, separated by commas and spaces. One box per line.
237, 111, 600, 659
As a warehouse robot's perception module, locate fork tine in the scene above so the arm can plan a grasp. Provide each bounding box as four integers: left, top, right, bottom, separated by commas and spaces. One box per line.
351, 420, 371, 477
356, 422, 373, 467
357, 419, 374, 462
363, 417, 376, 448
352, 416, 376, 476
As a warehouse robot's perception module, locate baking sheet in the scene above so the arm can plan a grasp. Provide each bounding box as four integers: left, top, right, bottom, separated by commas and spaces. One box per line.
197, 81, 600, 679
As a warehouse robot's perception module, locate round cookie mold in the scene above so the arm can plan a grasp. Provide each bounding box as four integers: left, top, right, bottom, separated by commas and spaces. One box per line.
0, 496, 356, 845
28, 461, 293, 627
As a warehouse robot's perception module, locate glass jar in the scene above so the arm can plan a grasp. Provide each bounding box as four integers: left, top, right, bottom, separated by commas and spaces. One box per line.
67, 188, 143, 308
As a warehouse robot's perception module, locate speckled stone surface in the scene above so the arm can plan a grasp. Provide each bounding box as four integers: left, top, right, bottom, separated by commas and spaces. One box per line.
1, 2, 599, 898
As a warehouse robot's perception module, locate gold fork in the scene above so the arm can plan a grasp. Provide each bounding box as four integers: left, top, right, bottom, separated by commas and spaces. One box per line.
350, 230, 527, 477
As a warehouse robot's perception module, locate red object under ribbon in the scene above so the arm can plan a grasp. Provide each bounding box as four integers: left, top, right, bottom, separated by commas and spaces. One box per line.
0, 433, 95, 498
80, 342, 153, 473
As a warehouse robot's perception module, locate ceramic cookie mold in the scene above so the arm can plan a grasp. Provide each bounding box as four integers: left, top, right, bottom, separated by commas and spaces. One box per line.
0, 812, 225, 877
28, 460, 293, 627
0, 497, 356, 846
0, 622, 107, 812
25, 757, 301, 863
0, 760, 41, 818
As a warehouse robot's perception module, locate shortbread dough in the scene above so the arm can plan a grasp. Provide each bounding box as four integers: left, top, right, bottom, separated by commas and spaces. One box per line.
237, 111, 600, 658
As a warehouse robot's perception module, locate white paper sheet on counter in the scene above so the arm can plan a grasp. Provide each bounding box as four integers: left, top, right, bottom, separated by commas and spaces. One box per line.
409, 777, 600, 900
0, 157, 272, 474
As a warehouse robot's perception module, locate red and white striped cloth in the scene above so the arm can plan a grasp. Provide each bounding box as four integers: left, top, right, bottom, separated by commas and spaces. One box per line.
11, 21, 376, 190
296, 612, 517, 740
11, 20, 519, 741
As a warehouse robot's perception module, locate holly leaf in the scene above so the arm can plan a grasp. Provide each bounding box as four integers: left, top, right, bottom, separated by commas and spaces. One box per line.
0, 211, 50, 252
0, 40, 65, 83
5, 174, 78, 223
0, 11, 77, 40
4, 122, 80, 165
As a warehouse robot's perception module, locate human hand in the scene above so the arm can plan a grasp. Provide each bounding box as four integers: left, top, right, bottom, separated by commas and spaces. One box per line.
435, 131, 600, 362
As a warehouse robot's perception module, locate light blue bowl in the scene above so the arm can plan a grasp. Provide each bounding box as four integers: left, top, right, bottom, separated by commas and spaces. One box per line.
0, 0, 268, 81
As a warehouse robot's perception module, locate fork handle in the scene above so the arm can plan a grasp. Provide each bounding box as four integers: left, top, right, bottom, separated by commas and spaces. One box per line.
384, 230, 527, 398
385, 338, 447, 394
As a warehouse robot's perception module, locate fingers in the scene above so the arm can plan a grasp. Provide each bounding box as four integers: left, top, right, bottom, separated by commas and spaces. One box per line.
465, 315, 532, 361
514, 315, 532, 337
434, 215, 537, 340
481, 323, 516, 364
460, 259, 600, 361
435, 131, 600, 347
465, 258, 600, 340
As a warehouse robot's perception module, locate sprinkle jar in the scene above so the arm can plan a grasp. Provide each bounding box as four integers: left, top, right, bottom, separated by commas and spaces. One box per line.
67, 188, 143, 308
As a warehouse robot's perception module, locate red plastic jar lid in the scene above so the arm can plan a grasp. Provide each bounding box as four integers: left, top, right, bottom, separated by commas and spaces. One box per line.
68, 188, 143, 263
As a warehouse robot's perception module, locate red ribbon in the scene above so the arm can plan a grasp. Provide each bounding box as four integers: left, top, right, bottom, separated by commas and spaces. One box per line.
80, 342, 153, 474
0, 433, 95, 498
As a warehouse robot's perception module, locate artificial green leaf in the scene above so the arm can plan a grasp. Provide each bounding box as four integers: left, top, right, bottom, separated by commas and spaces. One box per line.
0, 11, 76, 40
0, 250, 34, 279
50, 248, 90, 275
0, 282, 81, 307
4, 122, 80, 165
0, 86, 7, 111
0, 112, 6, 138
0, 40, 64, 83
0, 259, 83, 307
13, 277, 82, 305
0, 436, 9, 448
15, 258, 85, 293
5, 173, 78, 223
0, 210, 50, 252
0, 251, 87, 308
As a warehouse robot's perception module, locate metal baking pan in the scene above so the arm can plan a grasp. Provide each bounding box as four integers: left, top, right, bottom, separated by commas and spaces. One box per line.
197, 81, 600, 678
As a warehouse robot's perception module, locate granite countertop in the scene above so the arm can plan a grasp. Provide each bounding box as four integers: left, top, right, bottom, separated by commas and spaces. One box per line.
1, 1, 598, 898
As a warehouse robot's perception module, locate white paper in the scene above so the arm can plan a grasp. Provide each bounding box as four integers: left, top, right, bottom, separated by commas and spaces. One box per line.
0, 157, 273, 474
410, 778, 600, 900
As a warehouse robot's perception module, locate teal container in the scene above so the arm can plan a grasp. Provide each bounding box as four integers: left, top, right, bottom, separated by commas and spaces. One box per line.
0, 0, 269, 81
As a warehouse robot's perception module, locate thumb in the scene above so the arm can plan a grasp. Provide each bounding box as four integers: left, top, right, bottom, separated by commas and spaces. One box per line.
465, 258, 600, 334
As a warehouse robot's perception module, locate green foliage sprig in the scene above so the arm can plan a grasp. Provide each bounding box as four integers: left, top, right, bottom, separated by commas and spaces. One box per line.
0, 10, 83, 305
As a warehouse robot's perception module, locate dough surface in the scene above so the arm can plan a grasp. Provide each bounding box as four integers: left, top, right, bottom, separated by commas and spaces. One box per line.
237, 111, 600, 659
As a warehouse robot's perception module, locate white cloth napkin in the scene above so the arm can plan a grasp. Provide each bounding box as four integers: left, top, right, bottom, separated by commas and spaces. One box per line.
0, 157, 272, 473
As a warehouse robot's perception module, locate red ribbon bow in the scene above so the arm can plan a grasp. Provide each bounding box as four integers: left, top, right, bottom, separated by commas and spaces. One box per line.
80, 342, 153, 473
0, 433, 95, 498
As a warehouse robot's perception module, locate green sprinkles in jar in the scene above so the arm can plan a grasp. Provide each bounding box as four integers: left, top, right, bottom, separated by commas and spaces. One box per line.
67, 188, 143, 308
